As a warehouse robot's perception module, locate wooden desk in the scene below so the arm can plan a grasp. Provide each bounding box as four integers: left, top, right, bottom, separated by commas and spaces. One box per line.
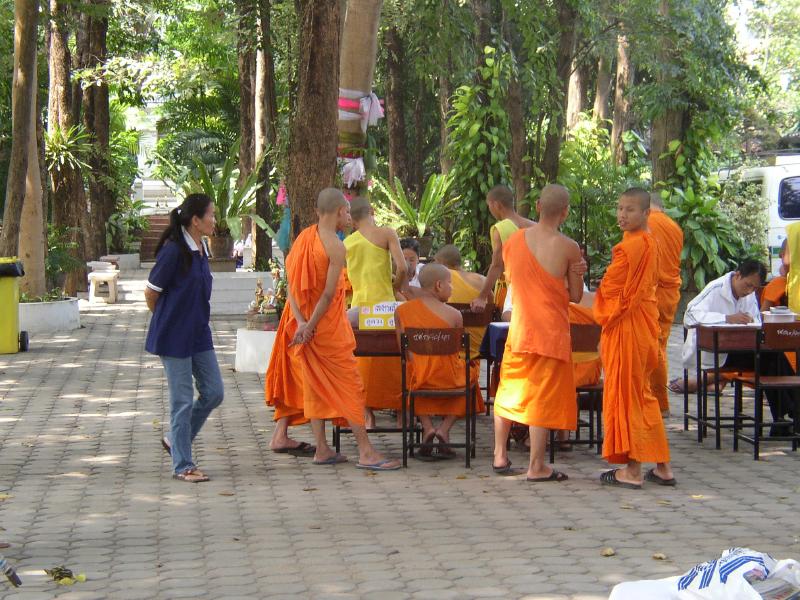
352, 329, 400, 357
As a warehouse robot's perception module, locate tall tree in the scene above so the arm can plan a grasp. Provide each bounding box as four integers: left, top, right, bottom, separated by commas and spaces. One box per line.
286, 0, 340, 236
384, 25, 409, 187
237, 0, 256, 188
19, 86, 46, 295
0, 0, 39, 259
592, 52, 612, 123
611, 29, 633, 165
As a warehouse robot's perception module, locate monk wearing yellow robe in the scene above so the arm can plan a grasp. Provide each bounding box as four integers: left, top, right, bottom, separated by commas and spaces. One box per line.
471, 185, 534, 313
433, 244, 490, 353
284, 188, 400, 471
762, 240, 796, 371
395, 264, 484, 456
492, 184, 586, 482
647, 193, 684, 416
595, 188, 674, 489
344, 197, 407, 427
787, 222, 800, 314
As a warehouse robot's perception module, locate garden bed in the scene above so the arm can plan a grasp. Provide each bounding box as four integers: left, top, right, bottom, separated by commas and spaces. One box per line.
19, 297, 81, 334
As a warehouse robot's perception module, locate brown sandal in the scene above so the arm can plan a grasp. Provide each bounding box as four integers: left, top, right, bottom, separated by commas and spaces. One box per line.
173, 469, 209, 483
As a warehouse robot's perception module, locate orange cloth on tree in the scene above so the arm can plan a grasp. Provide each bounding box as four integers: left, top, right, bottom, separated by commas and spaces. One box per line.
594, 230, 670, 464
447, 269, 488, 355
569, 304, 602, 387
648, 209, 684, 412
288, 226, 366, 425
494, 230, 577, 430
396, 299, 484, 416
264, 307, 309, 426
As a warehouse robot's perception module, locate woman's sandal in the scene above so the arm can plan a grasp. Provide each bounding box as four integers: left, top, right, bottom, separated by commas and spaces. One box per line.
173, 469, 210, 483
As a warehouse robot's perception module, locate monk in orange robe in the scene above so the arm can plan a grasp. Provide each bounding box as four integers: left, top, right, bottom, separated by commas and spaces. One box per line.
569, 303, 602, 387
762, 239, 789, 311
647, 192, 684, 416
492, 184, 586, 482
395, 264, 484, 456
594, 188, 674, 489
282, 188, 400, 470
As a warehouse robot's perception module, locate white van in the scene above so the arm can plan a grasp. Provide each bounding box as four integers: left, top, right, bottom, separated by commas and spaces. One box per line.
719, 154, 800, 274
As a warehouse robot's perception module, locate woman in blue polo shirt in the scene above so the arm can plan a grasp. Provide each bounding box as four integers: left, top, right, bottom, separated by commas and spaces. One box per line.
144, 193, 223, 483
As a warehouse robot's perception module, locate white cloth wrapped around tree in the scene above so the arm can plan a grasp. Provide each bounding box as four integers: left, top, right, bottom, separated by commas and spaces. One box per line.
340, 157, 366, 188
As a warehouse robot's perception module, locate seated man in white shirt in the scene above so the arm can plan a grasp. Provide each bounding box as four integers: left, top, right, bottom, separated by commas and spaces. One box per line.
673, 259, 793, 434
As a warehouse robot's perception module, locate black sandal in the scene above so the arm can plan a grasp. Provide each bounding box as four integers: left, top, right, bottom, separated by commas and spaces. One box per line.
644, 468, 677, 486
527, 469, 568, 482
492, 460, 524, 476
600, 468, 642, 489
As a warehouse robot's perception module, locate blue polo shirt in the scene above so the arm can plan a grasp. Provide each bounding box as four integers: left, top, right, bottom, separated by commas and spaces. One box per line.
145, 231, 213, 358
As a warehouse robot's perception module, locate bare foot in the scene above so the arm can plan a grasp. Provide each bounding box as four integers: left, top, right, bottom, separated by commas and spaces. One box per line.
358, 450, 399, 469
613, 467, 643, 486
269, 437, 303, 451
652, 465, 674, 481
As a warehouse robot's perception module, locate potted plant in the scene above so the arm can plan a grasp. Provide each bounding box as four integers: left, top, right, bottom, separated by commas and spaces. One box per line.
372, 173, 458, 256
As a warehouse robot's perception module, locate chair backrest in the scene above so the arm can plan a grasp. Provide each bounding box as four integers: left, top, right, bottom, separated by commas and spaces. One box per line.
761, 322, 800, 351
447, 302, 495, 327
403, 327, 465, 356
570, 323, 601, 352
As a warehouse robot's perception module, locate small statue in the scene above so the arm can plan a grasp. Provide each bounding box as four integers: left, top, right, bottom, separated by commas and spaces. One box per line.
254, 278, 265, 309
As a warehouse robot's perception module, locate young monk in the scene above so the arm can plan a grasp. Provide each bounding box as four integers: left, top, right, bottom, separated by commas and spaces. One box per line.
761, 239, 789, 310
286, 188, 400, 470
648, 192, 684, 417
595, 188, 675, 489
344, 197, 408, 428
434, 244, 490, 353
470, 185, 535, 312
395, 263, 484, 457
492, 184, 586, 482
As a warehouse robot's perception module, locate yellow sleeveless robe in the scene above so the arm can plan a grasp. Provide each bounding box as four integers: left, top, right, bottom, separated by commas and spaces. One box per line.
343, 230, 402, 411
447, 269, 488, 355
787, 222, 800, 315
491, 219, 519, 309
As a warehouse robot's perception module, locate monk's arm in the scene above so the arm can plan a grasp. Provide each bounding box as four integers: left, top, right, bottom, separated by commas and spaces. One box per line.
286, 288, 306, 325
302, 245, 345, 337
471, 228, 503, 311
566, 242, 586, 304
386, 229, 408, 294
144, 287, 159, 312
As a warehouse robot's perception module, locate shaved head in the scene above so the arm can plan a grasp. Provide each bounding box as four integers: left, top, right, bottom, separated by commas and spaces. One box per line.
434, 244, 461, 269
621, 187, 650, 210
538, 184, 570, 217
349, 197, 372, 222
418, 263, 451, 290
487, 185, 514, 208
650, 191, 664, 209
317, 187, 347, 214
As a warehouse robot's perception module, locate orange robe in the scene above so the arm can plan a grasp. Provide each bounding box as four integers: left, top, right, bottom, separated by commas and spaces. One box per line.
569, 304, 602, 387
494, 230, 577, 430
594, 230, 670, 464
284, 225, 366, 425
761, 276, 796, 371
264, 306, 308, 426
447, 269, 488, 355
648, 209, 683, 412
396, 299, 484, 416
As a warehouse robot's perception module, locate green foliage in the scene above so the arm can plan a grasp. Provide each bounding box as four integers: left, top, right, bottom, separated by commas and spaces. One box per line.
558, 116, 648, 281
447, 47, 512, 270
372, 173, 458, 239
45, 125, 93, 174
107, 198, 149, 254
717, 172, 769, 263
45, 225, 84, 290
20, 288, 69, 303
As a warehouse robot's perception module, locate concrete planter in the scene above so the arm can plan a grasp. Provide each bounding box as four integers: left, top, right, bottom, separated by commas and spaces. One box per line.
19, 298, 81, 334
235, 328, 277, 373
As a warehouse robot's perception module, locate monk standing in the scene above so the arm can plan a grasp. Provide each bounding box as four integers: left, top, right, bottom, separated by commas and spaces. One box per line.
286, 188, 400, 470
492, 184, 585, 482
344, 197, 408, 427
470, 185, 535, 312
595, 188, 675, 489
647, 192, 684, 417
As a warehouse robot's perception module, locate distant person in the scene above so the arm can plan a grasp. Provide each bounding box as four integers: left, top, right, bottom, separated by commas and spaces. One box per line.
400, 238, 423, 288
144, 193, 223, 483
761, 239, 789, 310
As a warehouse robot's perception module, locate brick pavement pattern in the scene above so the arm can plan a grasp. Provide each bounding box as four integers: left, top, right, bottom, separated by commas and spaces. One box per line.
1, 301, 799, 599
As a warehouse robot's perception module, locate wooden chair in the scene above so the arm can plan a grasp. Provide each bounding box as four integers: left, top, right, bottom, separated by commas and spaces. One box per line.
549, 323, 604, 463
732, 322, 800, 459
400, 328, 478, 468
447, 302, 495, 415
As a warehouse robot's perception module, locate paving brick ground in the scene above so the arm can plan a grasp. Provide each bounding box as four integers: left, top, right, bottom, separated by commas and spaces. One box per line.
1, 299, 799, 599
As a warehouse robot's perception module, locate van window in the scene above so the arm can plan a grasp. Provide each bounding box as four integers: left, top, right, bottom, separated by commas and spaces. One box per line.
779, 177, 800, 219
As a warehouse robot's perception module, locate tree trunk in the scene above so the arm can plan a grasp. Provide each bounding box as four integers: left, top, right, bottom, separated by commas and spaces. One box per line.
254, 0, 278, 269
237, 0, 256, 188
506, 74, 530, 211
438, 73, 453, 175
540, 0, 577, 183
592, 53, 612, 123
611, 32, 633, 166
384, 25, 409, 189
0, 0, 39, 258
287, 0, 340, 236
19, 83, 46, 296
83, 0, 111, 260
565, 35, 585, 130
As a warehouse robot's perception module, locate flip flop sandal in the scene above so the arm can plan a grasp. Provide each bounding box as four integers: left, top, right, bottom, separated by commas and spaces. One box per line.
287, 442, 316, 457
312, 452, 348, 465
645, 468, 677, 487
492, 460, 524, 476
600, 468, 642, 489
667, 379, 684, 394
173, 469, 209, 483
161, 436, 171, 456
434, 434, 456, 457
527, 470, 569, 482
418, 432, 437, 458
356, 459, 401, 471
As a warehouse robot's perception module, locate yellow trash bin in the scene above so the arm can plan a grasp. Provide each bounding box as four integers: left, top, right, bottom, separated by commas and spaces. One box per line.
0, 258, 27, 354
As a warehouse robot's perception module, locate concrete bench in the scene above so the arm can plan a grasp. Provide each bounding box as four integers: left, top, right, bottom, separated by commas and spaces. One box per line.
87, 270, 120, 304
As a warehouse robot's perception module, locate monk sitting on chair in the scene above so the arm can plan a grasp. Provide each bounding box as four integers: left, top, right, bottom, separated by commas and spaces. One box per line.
395, 264, 484, 459
286, 188, 400, 471
595, 187, 674, 489
492, 184, 586, 482
344, 197, 408, 428
471, 185, 535, 313
762, 239, 789, 311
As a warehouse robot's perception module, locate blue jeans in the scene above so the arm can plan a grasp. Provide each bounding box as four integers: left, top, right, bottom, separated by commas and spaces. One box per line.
160, 350, 224, 474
